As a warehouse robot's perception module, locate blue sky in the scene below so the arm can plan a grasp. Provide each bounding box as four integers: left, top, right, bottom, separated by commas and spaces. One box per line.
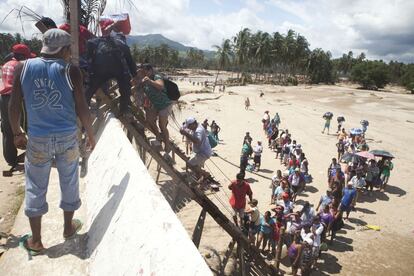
1, 0, 413, 62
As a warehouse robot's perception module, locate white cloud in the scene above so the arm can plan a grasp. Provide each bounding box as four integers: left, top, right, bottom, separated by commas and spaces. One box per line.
267, 0, 414, 61
1, 0, 413, 62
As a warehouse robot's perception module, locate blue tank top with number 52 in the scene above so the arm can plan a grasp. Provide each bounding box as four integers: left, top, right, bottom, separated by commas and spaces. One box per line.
20, 57, 77, 136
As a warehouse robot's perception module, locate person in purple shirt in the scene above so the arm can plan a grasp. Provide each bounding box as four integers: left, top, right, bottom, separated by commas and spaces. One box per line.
319, 205, 334, 242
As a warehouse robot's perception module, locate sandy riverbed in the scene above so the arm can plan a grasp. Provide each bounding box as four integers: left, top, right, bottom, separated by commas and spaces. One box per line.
150, 74, 414, 275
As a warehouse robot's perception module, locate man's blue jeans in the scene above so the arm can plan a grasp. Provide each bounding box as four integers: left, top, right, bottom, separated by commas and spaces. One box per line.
24, 131, 81, 217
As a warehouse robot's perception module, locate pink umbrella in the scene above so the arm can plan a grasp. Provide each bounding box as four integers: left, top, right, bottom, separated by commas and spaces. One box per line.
356, 151, 375, 160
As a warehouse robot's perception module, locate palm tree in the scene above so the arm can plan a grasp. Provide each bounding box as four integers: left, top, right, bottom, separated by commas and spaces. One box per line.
213, 39, 233, 92
233, 28, 251, 81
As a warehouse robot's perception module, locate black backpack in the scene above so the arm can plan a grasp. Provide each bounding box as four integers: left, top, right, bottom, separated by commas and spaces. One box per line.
163, 78, 180, 101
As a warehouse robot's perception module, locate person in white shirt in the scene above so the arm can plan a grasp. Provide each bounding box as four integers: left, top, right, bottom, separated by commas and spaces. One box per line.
245, 199, 261, 243
349, 172, 366, 208
180, 117, 212, 182
300, 202, 316, 225
253, 141, 263, 171
311, 216, 324, 265
262, 111, 270, 134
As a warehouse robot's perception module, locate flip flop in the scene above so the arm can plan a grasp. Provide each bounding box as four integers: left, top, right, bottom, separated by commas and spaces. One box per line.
64, 219, 83, 240
19, 234, 43, 256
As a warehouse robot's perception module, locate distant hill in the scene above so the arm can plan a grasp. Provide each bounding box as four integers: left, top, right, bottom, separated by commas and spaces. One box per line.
126, 34, 215, 59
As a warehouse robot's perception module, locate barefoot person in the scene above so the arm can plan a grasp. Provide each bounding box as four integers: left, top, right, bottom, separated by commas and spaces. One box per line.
180, 117, 212, 182
9, 29, 95, 255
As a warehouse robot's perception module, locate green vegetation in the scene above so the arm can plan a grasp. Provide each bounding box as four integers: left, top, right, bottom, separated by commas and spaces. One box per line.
1, 27, 413, 92
0, 33, 42, 63
351, 61, 390, 89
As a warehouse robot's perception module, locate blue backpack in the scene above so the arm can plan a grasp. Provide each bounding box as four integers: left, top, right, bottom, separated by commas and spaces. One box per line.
208, 133, 218, 148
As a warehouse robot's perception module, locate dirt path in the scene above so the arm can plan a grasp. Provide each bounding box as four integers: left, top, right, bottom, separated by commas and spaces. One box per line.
0, 135, 25, 256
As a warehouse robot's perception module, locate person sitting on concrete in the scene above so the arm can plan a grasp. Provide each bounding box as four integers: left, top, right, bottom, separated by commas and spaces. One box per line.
180, 117, 212, 182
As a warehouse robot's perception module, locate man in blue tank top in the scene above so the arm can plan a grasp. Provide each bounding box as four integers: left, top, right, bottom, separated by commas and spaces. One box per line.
9, 29, 96, 255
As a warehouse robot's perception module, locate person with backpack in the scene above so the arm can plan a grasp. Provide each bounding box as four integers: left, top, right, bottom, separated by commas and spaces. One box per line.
86, 30, 137, 116
135, 64, 173, 157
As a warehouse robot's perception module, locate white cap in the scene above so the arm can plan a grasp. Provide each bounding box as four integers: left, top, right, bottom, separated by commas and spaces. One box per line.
185, 117, 196, 127
41, 29, 71, 55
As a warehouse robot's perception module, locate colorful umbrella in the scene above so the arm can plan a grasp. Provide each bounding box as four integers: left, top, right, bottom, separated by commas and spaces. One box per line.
370, 150, 395, 159
350, 128, 364, 135
356, 151, 375, 160
340, 152, 361, 163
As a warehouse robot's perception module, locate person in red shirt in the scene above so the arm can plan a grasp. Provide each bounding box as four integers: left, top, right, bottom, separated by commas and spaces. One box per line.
59, 23, 94, 56
228, 172, 253, 227
0, 44, 35, 169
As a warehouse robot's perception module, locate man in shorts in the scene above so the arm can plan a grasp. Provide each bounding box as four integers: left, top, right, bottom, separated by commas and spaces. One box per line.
135, 64, 173, 157
9, 29, 95, 255
228, 172, 253, 227
180, 117, 212, 181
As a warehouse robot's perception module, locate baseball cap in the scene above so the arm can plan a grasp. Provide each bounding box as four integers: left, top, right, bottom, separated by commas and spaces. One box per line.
185, 117, 196, 127
41, 29, 71, 55
282, 192, 289, 199
295, 168, 300, 172
12, 44, 36, 58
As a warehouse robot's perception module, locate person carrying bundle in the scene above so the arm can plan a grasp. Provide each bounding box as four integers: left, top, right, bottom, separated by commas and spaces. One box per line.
336, 116, 345, 133
322, 112, 333, 134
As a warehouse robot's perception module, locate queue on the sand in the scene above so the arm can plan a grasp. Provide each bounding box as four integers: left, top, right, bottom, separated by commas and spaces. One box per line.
227, 110, 395, 276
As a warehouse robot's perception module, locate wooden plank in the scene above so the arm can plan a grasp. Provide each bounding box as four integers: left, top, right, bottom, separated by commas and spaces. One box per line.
221, 240, 236, 273
192, 208, 207, 248
120, 119, 275, 275
100, 93, 275, 275
238, 243, 247, 276
69, 0, 80, 66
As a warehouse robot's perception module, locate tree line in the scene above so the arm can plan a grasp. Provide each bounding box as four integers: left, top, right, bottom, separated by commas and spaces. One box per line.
1, 31, 413, 92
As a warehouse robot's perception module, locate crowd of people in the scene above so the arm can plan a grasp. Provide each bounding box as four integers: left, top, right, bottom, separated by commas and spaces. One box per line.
227, 110, 395, 275
0, 16, 396, 276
